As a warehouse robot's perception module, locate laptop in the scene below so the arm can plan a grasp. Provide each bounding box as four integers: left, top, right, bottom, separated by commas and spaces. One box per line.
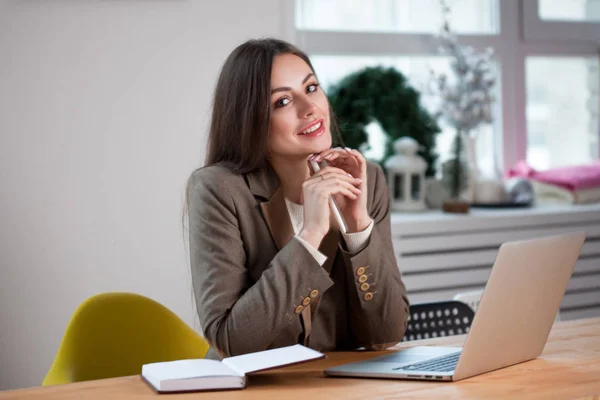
325, 231, 586, 382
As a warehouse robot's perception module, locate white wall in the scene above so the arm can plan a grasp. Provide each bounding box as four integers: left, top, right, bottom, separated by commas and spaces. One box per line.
0, 0, 284, 390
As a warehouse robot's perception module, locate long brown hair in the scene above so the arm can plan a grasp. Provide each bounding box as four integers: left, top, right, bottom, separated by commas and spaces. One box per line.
204, 38, 340, 174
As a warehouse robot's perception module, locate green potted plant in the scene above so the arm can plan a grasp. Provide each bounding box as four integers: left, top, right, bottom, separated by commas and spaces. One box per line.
327, 66, 441, 178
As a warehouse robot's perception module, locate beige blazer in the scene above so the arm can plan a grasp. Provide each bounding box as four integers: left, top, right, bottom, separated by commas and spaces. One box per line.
187, 160, 409, 359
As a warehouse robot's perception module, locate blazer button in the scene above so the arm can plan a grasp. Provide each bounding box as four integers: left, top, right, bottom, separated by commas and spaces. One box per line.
356, 266, 366, 276
360, 283, 370, 292
309, 289, 319, 298
358, 274, 368, 283
302, 297, 311, 306
294, 305, 304, 314
363, 292, 374, 301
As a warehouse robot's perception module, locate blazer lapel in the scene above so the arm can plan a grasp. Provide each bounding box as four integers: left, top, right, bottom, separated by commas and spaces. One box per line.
246, 162, 340, 260
246, 163, 294, 251
260, 187, 295, 250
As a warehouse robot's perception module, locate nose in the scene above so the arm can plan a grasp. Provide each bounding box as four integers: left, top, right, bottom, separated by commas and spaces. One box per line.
297, 94, 317, 118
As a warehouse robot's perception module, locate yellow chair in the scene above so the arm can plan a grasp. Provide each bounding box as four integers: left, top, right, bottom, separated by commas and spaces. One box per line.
42, 292, 209, 386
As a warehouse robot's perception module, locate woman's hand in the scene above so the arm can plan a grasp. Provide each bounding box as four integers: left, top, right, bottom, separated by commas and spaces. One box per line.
310, 148, 371, 233
298, 165, 362, 249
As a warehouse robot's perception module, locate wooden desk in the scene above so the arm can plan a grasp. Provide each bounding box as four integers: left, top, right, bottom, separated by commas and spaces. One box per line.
2, 318, 599, 399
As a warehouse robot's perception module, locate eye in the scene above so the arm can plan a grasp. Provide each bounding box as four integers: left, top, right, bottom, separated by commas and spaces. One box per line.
274, 97, 291, 108
306, 83, 320, 93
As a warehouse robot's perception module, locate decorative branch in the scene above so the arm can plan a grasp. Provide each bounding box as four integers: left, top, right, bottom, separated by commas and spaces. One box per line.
429, 0, 496, 136
430, 0, 497, 201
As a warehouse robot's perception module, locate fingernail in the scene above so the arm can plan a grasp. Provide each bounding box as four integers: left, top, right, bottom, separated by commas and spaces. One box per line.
325, 154, 333, 159
347, 173, 353, 177
345, 147, 352, 152
308, 155, 314, 161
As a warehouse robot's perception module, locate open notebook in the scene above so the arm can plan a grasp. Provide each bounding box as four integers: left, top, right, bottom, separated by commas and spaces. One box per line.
141, 344, 325, 393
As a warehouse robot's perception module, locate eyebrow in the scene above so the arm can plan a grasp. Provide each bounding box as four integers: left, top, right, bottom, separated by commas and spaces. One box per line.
270, 73, 315, 94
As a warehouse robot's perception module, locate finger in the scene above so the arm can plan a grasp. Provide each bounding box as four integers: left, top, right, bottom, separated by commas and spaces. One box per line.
328, 155, 359, 172
312, 147, 346, 162
316, 170, 362, 185
317, 148, 362, 172
339, 187, 359, 200
319, 150, 353, 164
316, 165, 347, 175
345, 147, 364, 159
325, 185, 358, 200
340, 148, 364, 168
303, 179, 360, 202
314, 165, 361, 179
323, 147, 349, 161
307, 162, 339, 175
333, 148, 366, 178
346, 148, 367, 168
319, 179, 362, 196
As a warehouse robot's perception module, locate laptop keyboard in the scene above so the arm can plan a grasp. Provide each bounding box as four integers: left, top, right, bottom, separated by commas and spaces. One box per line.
394, 351, 461, 372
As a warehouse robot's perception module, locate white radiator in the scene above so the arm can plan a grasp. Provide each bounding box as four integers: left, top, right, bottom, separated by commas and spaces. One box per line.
390, 203, 600, 321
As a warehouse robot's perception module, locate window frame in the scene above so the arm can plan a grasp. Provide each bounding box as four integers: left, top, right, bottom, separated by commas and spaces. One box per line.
523, 0, 600, 42
284, 0, 600, 172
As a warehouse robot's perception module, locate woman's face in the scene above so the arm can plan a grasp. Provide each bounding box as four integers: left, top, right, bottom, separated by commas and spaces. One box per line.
267, 54, 332, 161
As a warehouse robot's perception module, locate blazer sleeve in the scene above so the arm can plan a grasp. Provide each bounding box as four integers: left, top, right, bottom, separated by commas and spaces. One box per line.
340, 162, 410, 350
187, 168, 335, 358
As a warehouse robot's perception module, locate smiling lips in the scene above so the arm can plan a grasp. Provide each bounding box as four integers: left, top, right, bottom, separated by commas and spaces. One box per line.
298, 119, 325, 137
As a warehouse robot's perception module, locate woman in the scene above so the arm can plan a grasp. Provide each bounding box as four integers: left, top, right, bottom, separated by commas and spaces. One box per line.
186, 38, 409, 359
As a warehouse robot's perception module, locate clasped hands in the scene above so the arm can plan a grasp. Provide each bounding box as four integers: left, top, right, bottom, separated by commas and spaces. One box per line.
298, 147, 372, 249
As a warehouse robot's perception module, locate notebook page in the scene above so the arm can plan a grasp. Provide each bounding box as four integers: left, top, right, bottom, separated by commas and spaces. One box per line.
142, 359, 243, 381
223, 344, 324, 375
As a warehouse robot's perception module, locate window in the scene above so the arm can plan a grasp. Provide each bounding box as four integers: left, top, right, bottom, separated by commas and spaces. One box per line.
288, 0, 600, 174
539, 0, 600, 22
526, 56, 599, 170
523, 1, 600, 44
296, 0, 498, 34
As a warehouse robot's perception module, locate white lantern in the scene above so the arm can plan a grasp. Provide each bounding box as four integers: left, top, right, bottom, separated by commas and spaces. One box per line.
384, 137, 428, 212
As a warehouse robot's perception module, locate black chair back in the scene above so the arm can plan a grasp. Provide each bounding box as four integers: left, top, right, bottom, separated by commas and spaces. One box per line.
402, 300, 475, 342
